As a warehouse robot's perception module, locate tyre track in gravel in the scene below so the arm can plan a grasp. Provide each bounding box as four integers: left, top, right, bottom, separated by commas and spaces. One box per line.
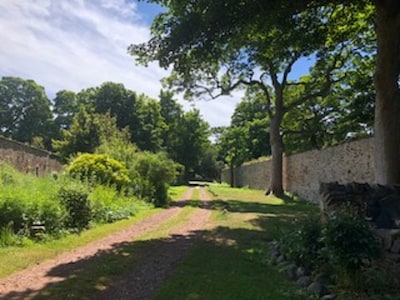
90, 186, 213, 300
0, 188, 198, 300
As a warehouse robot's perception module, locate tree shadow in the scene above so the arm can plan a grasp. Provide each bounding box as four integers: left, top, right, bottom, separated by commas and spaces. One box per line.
0, 229, 208, 300
0, 194, 318, 300
171, 195, 317, 216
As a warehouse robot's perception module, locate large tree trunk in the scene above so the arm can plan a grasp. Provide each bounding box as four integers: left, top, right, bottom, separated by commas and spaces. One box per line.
267, 112, 284, 197
374, 1, 400, 184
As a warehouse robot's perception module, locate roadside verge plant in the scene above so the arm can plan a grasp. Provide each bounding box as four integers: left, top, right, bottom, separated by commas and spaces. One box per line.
279, 208, 382, 289
67, 153, 130, 190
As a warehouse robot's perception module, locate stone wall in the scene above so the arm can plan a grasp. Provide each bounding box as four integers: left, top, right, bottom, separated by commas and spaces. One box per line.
0, 136, 62, 176
221, 137, 375, 202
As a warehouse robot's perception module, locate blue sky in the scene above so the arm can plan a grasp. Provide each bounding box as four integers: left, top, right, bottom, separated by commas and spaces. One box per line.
0, 0, 243, 127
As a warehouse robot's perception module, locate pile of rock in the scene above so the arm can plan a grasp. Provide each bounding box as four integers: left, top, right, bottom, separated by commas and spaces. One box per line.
269, 241, 336, 299
319, 182, 400, 229
319, 182, 400, 256
268, 182, 400, 298
375, 229, 400, 254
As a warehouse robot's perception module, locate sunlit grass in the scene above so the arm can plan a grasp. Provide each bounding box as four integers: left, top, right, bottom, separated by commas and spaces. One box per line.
169, 185, 190, 201
0, 206, 160, 279
31, 187, 206, 299
0, 185, 189, 279
156, 184, 319, 300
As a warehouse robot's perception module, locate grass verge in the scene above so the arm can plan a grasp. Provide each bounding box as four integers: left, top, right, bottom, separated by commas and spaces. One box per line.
5, 186, 195, 299
0, 186, 188, 279
0, 204, 159, 279
155, 184, 319, 300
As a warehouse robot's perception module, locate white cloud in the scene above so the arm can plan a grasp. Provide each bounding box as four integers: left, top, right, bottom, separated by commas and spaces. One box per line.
0, 0, 239, 127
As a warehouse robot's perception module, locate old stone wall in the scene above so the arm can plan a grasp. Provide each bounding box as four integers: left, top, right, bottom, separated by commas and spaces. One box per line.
221, 137, 374, 202
0, 136, 62, 176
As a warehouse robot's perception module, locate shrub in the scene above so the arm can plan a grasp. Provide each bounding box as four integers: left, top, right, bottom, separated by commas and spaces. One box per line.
0, 163, 18, 185
29, 200, 67, 236
0, 224, 22, 247
95, 136, 143, 196
279, 208, 382, 289
67, 153, 130, 190
58, 184, 92, 231
279, 216, 323, 268
133, 152, 181, 206
89, 185, 136, 223
0, 197, 29, 234
320, 208, 382, 286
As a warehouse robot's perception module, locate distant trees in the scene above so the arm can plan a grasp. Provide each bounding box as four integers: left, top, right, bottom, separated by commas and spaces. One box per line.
0, 75, 218, 182
0, 77, 220, 180
159, 90, 213, 181
0, 77, 53, 146
51, 84, 213, 181
53, 90, 79, 134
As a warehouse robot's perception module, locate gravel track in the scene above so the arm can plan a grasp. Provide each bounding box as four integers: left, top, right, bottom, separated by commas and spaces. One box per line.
0, 187, 212, 300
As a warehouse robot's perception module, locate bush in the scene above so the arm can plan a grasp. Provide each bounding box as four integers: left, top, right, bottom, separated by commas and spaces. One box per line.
279, 216, 323, 268
133, 152, 181, 206
28, 200, 67, 236
89, 185, 136, 223
67, 153, 130, 190
0, 224, 22, 247
58, 184, 92, 231
320, 208, 382, 286
0, 169, 67, 238
0, 198, 27, 234
280, 209, 382, 288
0, 163, 18, 185
95, 137, 144, 197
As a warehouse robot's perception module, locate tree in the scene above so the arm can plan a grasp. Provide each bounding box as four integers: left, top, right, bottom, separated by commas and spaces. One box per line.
135, 95, 166, 152
91, 82, 138, 131
230, 89, 271, 160
53, 90, 79, 135
217, 126, 250, 187
130, 2, 372, 196
0, 77, 53, 146
174, 109, 210, 181
282, 60, 375, 154
75, 82, 165, 152
158, 91, 218, 181
131, 0, 400, 188
198, 146, 221, 182
52, 108, 122, 162
159, 90, 183, 158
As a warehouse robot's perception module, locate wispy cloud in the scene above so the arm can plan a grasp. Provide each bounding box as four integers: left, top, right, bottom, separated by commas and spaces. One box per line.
0, 0, 240, 127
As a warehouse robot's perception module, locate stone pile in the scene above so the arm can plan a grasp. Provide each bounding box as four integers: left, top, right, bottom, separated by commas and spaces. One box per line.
269, 241, 336, 299
319, 182, 400, 255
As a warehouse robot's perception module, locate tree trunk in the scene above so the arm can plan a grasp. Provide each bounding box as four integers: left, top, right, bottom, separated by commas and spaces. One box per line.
267, 113, 284, 197
229, 163, 235, 187
374, 1, 400, 184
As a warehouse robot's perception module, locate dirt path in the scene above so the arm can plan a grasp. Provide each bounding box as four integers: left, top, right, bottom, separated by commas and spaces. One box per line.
0, 187, 212, 300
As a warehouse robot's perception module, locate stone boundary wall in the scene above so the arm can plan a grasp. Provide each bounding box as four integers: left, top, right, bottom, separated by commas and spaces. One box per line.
221, 137, 374, 202
0, 136, 62, 176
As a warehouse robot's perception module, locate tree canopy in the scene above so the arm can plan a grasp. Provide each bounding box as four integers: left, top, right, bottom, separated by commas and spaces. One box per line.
0, 77, 53, 145
130, 1, 376, 195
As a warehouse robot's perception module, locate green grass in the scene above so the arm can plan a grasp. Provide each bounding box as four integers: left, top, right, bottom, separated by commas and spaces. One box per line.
155, 184, 319, 300
0, 204, 159, 279
0, 184, 322, 299
0, 185, 189, 279
20, 187, 199, 299
169, 185, 190, 201
138, 205, 197, 241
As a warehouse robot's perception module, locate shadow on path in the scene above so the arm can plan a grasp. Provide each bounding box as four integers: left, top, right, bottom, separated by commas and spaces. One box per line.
0, 189, 317, 300
0, 229, 207, 300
